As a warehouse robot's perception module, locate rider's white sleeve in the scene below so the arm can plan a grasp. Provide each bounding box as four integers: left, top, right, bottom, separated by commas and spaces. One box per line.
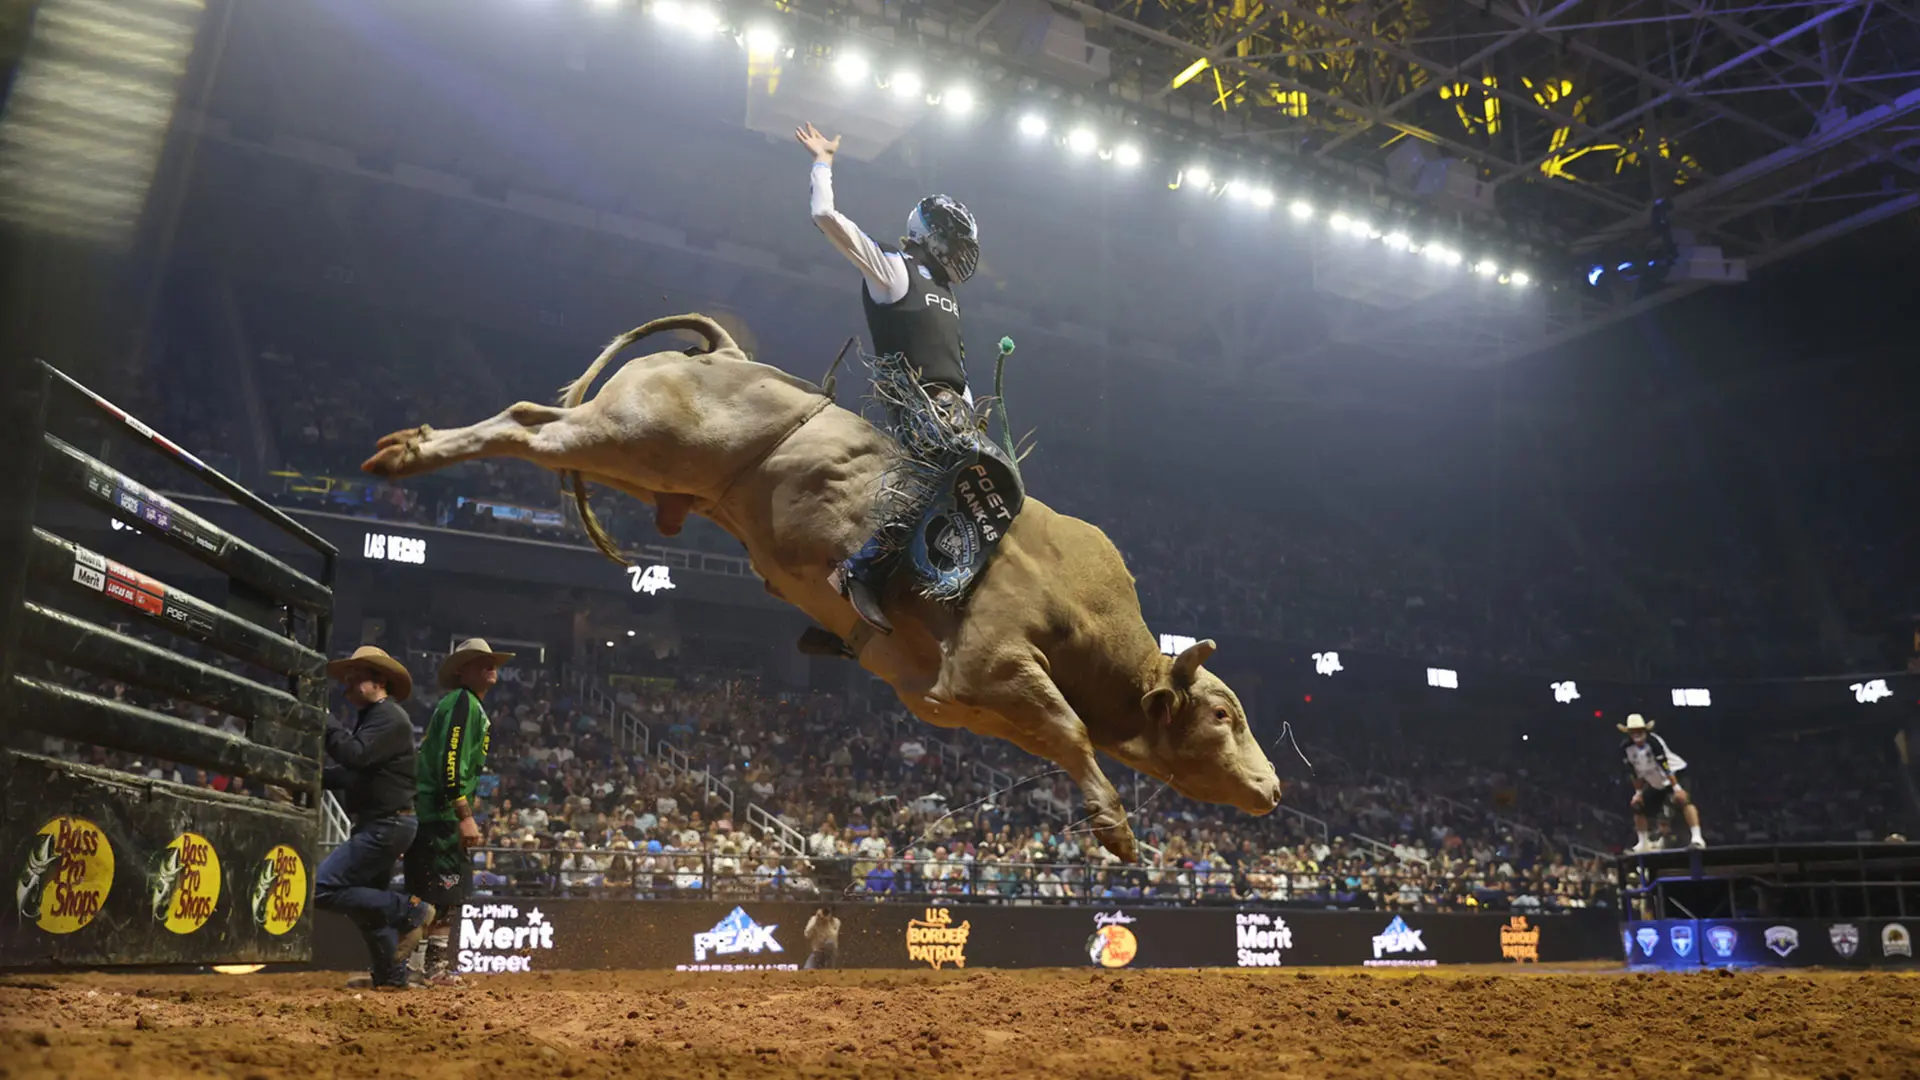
809, 162, 910, 305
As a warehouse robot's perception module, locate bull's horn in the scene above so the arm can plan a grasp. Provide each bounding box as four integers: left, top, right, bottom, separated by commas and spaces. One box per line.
1171, 639, 1217, 685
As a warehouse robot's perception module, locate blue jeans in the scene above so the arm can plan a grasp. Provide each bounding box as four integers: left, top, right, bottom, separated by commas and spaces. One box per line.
315, 814, 417, 986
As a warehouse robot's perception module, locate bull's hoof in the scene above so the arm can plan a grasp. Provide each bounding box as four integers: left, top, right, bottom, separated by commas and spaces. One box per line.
362, 426, 432, 478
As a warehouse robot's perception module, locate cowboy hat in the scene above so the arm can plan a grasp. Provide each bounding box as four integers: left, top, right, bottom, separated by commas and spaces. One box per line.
327, 645, 413, 701
437, 638, 515, 690
1617, 713, 1655, 733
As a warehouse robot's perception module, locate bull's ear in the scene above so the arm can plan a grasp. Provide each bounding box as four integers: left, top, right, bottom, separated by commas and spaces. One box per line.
1171, 639, 1217, 686
1141, 687, 1177, 726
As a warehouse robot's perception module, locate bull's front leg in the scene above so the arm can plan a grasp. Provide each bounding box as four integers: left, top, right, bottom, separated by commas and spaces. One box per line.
940, 656, 1140, 863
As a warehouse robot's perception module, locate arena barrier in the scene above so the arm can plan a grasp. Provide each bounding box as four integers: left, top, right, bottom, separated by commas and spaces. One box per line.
311, 900, 1621, 973
1618, 842, 1920, 970
0, 361, 335, 969
1624, 918, 1917, 970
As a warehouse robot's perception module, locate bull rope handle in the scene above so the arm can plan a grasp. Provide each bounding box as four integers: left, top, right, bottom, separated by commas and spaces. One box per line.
992, 336, 1023, 475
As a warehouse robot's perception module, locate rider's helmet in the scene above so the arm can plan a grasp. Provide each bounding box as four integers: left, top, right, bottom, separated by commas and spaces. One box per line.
905, 195, 980, 283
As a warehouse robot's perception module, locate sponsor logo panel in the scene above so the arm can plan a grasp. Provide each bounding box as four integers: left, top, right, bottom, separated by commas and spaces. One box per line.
458, 903, 557, 973
152, 832, 221, 935
1828, 923, 1860, 959
1366, 917, 1435, 967
15, 816, 115, 934
252, 844, 308, 936
1881, 923, 1911, 958
1500, 915, 1541, 963
1669, 925, 1694, 958
905, 907, 970, 970
1088, 911, 1138, 969
680, 906, 794, 972
1235, 911, 1292, 968
1764, 926, 1800, 958
1706, 926, 1738, 959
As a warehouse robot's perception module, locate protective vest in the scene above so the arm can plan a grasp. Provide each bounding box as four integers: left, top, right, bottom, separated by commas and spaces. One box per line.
862, 247, 967, 393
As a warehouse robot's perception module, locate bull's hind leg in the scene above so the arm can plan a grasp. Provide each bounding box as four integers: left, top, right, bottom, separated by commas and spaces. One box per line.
940, 654, 1140, 863
364, 402, 580, 479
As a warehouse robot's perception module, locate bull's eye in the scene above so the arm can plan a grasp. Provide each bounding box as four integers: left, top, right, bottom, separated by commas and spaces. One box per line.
1213, 706, 1229, 721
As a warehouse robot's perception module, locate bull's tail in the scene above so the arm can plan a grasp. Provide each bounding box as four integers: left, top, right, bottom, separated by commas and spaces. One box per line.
558, 314, 742, 566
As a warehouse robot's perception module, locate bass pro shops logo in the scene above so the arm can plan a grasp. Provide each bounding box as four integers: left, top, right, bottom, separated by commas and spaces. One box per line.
151, 832, 221, 935
15, 816, 115, 934
251, 845, 308, 936
905, 906, 971, 970
1088, 911, 1139, 969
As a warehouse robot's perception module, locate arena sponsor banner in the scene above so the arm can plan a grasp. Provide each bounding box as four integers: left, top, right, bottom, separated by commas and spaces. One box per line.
0, 754, 317, 968
308, 902, 1621, 973
1628, 919, 1920, 970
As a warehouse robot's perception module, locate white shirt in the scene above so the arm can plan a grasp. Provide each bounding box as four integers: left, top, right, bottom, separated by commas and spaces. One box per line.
809, 163, 911, 305
1624, 733, 1689, 788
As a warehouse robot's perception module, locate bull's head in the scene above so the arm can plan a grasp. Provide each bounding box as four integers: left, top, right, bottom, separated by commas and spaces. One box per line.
1113, 640, 1282, 816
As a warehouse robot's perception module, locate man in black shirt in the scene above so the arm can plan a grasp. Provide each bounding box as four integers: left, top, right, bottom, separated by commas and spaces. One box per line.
315, 646, 434, 990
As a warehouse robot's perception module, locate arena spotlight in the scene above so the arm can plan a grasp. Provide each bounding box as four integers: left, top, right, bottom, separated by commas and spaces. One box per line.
833, 51, 870, 85
1383, 231, 1411, 251
1473, 259, 1500, 277
626, 629, 636, 637
1222, 179, 1249, 201
1017, 112, 1048, 138
1423, 244, 1462, 267
889, 70, 923, 99
1586, 265, 1605, 286
1510, 270, 1532, 287
1114, 142, 1142, 168
654, 1, 721, 33
1183, 164, 1212, 188
743, 23, 781, 56
1066, 127, 1098, 155
942, 85, 976, 116
1249, 187, 1275, 209
1328, 212, 1351, 232
1288, 199, 1313, 220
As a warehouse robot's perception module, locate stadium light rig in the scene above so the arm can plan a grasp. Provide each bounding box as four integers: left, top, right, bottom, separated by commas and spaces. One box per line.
633, 3, 1547, 290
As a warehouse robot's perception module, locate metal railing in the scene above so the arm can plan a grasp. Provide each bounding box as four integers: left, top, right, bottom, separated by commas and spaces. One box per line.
455, 848, 1614, 910
321, 791, 350, 846
571, 670, 733, 814
747, 802, 807, 857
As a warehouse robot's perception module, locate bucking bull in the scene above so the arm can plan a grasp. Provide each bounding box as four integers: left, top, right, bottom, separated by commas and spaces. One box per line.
364, 315, 1281, 860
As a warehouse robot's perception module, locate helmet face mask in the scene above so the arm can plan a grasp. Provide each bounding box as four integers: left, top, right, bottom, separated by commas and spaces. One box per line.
905, 195, 979, 283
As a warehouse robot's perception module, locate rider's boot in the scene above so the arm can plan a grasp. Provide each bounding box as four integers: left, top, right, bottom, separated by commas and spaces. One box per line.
831, 538, 893, 635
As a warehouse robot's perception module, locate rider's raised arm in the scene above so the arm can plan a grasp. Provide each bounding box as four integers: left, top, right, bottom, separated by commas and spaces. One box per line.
809, 161, 909, 304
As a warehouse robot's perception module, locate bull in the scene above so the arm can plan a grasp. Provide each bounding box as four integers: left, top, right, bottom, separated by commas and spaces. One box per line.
364, 315, 1281, 860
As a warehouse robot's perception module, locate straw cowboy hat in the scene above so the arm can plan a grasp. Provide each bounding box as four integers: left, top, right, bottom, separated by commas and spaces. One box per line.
1617, 713, 1655, 734
437, 637, 515, 690
326, 645, 413, 701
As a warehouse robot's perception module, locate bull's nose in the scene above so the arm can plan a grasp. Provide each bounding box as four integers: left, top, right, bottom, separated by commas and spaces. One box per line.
1262, 778, 1283, 810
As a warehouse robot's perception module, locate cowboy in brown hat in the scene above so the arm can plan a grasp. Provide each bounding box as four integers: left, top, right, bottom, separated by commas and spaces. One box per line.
404, 638, 512, 985
315, 646, 434, 990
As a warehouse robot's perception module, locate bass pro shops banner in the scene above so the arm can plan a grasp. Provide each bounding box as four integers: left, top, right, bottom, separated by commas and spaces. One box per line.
311, 901, 1621, 973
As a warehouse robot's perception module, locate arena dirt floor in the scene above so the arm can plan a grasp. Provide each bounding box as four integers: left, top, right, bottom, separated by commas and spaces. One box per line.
2, 966, 1915, 1080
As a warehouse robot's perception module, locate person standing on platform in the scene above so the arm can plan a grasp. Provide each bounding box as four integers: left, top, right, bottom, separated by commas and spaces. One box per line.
406, 638, 511, 985
314, 646, 434, 990
1619, 714, 1706, 851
